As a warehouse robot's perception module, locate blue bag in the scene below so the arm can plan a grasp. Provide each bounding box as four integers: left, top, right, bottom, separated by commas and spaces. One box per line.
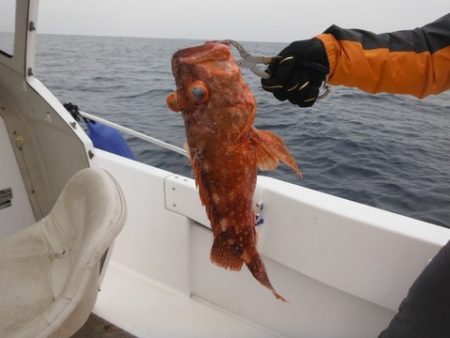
87, 121, 135, 160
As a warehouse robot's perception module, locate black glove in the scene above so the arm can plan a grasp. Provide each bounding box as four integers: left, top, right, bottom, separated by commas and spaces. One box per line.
261, 38, 329, 107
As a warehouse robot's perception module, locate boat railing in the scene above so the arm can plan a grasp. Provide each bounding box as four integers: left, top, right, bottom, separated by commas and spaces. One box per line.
78, 111, 188, 157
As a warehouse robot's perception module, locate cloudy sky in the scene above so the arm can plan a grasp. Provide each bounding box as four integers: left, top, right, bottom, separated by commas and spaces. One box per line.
2, 0, 450, 42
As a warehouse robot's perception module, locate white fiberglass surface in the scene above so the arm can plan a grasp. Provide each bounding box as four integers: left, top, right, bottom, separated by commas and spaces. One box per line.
95, 262, 278, 338
0, 117, 35, 238
91, 148, 450, 337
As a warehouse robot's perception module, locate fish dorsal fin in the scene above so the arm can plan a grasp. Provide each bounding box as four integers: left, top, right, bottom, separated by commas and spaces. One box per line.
250, 128, 302, 176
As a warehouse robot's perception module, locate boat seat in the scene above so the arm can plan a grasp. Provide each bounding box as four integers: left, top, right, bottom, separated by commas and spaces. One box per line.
0, 168, 127, 338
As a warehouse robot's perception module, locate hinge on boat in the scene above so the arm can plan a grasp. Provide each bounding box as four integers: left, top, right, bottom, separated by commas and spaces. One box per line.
29, 21, 36, 32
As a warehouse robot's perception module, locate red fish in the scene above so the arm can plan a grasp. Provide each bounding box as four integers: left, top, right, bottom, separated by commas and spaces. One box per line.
167, 42, 300, 301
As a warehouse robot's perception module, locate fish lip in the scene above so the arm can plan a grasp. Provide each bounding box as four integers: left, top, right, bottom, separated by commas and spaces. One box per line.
173, 42, 216, 59
172, 42, 230, 65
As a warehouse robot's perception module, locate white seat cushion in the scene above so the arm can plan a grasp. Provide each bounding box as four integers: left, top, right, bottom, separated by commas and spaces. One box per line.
0, 168, 126, 338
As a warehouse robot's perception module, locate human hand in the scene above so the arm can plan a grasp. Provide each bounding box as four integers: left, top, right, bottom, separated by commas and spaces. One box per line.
261, 38, 329, 107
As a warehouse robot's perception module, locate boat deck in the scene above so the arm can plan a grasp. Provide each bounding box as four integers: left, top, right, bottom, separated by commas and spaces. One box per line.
74, 314, 135, 338
89, 261, 280, 338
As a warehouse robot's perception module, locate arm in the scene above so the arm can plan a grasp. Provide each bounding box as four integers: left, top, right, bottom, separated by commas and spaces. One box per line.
379, 240, 450, 337
318, 13, 450, 98
262, 14, 450, 106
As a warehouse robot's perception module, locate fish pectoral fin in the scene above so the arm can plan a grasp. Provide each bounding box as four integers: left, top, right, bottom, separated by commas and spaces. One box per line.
210, 235, 244, 271
251, 128, 302, 176
192, 156, 210, 209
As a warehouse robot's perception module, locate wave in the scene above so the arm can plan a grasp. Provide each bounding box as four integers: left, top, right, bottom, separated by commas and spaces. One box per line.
114, 88, 173, 99
34, 34, 450, 228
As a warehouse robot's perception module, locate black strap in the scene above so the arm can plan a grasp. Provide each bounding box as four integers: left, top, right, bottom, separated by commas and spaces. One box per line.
63, 102, 92, 124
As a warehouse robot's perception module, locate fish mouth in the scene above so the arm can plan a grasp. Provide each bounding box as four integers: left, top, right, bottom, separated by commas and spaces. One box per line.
172, 42, 230, 65
173, 43, 215, 58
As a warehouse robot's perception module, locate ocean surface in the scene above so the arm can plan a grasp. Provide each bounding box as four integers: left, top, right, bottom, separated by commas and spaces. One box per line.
33, 34, 450, 227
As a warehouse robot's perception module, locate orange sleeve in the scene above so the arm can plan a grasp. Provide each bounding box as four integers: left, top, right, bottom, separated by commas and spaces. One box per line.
316, 14, 450, 98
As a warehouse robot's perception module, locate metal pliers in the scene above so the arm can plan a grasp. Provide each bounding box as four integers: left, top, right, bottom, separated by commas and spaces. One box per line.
217, 39, 278, 80
217, 39, 330, 99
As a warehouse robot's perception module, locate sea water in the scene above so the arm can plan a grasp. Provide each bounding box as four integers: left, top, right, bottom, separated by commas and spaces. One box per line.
33, 34, 450, 227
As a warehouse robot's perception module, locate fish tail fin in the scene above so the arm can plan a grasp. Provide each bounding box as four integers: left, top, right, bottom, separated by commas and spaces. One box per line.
246, 253, 288, 302
250, 128, 302, 177
210, 236, 244, 271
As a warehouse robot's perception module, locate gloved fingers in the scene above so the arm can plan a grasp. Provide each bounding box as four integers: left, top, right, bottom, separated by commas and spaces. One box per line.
273, 89, 289, 101
295, 68, 310, 92
261, 54, 296, 92
297, 87, 320, 107
274, 86, 319, 107
283, 70, 302, 93
272, 68, 311, 102
307, 67, 327, 87
286, 85, 319, 105
260, 38, 329, 108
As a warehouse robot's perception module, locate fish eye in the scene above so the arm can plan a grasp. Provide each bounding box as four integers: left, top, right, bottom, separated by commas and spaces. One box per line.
192, 87, 206, 100
189, 80, 209, 104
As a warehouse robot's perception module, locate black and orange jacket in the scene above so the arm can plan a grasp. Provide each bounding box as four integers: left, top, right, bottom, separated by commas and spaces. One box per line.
317, 13, 450, 98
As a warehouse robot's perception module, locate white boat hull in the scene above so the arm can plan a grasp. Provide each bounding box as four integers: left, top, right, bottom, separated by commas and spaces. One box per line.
91, 149, 450, 337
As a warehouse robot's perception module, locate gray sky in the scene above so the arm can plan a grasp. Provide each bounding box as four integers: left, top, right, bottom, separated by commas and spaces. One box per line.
2, 0, 450, 42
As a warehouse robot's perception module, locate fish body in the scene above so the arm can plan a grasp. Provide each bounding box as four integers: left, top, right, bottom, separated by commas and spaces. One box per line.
167, 42, 300, 301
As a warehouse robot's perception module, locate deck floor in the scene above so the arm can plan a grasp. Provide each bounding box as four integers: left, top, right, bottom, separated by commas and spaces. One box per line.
73, 314, 136, 338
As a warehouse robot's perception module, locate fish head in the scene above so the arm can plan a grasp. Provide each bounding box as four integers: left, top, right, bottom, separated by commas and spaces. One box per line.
167, 42, 253, 113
